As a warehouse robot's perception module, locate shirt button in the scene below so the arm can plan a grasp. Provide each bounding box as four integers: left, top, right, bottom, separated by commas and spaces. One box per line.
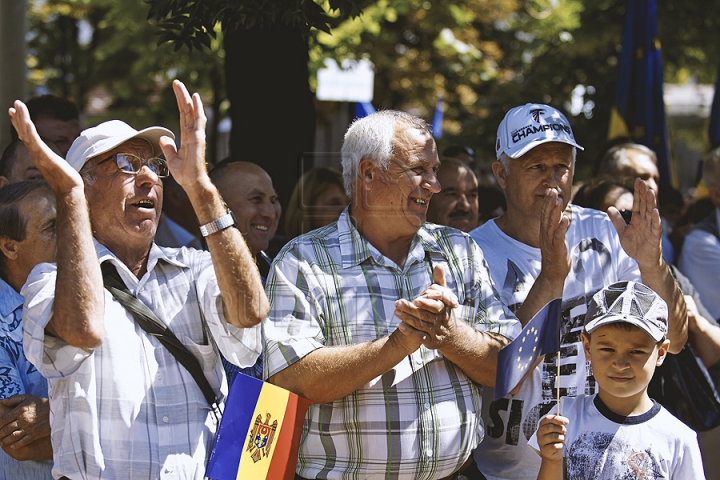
162, 416, 169, 423
424, 402, 430, 409
426, 449, 433, 456
156, 373, 162, 380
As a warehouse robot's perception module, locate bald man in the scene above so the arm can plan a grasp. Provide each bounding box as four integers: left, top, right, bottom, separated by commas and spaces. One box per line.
209, 160, 281, 258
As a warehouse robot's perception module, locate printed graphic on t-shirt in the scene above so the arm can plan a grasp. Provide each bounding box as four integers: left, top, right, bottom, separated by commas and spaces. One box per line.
567, 431, 664, 480
484, 235, 613, 447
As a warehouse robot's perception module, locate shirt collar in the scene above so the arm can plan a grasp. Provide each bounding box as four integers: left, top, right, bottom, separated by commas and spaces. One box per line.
0, 276, 22, 318
337, 208, 444, 269
95, 239, 189, 279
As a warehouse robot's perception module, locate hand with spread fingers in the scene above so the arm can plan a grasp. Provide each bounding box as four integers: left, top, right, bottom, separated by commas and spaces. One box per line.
608, 178, 663, 269
395, 265, 460, 350
158, 79, 210, 195
8, 101, 83, 194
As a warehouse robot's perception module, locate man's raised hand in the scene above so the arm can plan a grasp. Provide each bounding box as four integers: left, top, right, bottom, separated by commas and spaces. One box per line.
608, 178, 663, 269
8, 101, 83, 193
159, 80, 209, 192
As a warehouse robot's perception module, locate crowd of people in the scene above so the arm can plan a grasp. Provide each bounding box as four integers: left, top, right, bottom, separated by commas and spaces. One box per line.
0, 80, 718, 480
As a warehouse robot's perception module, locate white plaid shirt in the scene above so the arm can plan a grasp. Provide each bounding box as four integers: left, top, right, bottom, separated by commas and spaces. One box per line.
23, 241, 261, 480
264, 210, 520, 480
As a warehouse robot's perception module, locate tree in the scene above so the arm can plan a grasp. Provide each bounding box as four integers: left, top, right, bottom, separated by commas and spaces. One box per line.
27, 0, 224, 157
145, 0, 367, 217
28, 0, 720, 195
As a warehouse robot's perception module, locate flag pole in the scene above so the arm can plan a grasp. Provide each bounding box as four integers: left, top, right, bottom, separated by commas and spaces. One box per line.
556, 351, 561, 415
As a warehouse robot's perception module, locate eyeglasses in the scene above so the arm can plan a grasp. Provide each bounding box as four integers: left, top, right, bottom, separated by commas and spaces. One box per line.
97, 153, 170, 178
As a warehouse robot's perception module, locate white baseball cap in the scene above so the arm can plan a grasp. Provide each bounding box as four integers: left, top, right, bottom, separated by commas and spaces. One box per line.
495, 103, 584, 160
66, 120, 174, 172
584, 281, 668, 342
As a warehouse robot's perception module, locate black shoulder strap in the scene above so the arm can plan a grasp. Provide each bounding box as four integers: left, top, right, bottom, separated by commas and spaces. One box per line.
101, 262, 219, 414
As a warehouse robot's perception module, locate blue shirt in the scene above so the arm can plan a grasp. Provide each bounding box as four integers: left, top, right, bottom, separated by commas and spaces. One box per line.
0, 277, 52, 479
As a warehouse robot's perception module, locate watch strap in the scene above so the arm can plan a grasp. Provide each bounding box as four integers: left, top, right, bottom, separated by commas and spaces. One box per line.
199, 210, 236, 237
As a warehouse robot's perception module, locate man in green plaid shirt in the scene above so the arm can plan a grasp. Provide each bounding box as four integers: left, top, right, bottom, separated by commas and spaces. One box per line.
264, 110, 522, 480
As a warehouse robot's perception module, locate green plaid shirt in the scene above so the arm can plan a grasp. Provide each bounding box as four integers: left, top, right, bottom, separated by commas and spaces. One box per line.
264, 210, 520, 479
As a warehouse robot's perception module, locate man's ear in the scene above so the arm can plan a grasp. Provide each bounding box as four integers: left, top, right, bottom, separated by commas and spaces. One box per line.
655, 339, 671, 367
0, 237, 19, 261
0, 176, 9, 189
491, 161, 507, 189
358, 159, 376, 191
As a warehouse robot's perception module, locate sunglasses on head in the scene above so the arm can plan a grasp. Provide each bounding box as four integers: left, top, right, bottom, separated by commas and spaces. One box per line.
97, 153, 170, 178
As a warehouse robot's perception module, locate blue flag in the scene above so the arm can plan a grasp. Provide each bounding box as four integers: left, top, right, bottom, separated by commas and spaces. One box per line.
432, 94, 444, 139
355, 102, 376, 119
608, 0, 671, 185
709, 64, 720, 150
494, 298, 563, 401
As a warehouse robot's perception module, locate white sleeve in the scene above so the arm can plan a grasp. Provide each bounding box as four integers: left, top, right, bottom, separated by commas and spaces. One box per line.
21, 263, 93, 378
679, 229, 720, 320
195, 254, 262, 369
671, 432, 706, 480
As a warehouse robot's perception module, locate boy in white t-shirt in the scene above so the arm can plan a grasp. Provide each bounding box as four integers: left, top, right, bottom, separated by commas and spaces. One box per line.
531, 281, 705, 479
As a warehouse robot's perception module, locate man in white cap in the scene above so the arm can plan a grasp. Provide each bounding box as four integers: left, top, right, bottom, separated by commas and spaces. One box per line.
8, 80, 268, 479
468, 103, 687, 480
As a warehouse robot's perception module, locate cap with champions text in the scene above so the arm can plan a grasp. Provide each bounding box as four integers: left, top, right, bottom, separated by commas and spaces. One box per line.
66, 120, 174, 172
495, 103, 584, 160
584, 281, 668, 342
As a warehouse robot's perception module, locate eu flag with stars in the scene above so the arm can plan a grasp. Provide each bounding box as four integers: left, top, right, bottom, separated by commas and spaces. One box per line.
494, 298, 563, 401
608, 0, 671, 185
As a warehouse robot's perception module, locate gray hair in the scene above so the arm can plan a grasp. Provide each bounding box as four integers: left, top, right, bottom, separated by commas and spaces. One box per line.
498, 147, 577, 174
79, 162, 98, 186
341, 110, 431, 197
703, 146, 720, 188
597, 142, 658, 175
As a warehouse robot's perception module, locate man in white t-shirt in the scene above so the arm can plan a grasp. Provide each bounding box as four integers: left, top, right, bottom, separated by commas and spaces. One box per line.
469, 103, 688, 480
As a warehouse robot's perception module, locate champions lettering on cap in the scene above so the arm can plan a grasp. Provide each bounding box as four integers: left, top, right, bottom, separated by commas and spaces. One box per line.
495, 103, 584, 159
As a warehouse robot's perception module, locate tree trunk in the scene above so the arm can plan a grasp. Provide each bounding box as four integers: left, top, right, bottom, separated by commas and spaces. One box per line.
224, 24, 316, 233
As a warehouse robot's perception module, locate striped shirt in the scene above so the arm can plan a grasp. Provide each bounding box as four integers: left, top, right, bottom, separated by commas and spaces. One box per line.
264, 210, 520, 480
22, 241, 262, 480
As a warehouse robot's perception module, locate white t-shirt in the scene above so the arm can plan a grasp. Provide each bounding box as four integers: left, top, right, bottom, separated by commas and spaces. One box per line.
528, 395, 705, 479
470, 205, 641, 480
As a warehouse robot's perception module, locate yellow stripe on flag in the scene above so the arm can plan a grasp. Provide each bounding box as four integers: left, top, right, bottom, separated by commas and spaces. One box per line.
608, 106, 630, 140
236, 383, 291, 479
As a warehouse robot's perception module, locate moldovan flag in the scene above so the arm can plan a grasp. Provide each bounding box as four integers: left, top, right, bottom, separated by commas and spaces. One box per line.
494, 298, 563, 400
207, 373, 311, 480
608, 0, 671, 185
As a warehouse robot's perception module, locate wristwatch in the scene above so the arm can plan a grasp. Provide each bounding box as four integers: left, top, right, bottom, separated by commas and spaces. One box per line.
199, 209, 237, 237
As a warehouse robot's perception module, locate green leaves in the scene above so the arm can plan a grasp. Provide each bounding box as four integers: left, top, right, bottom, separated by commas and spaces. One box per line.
145, 0, 365, 50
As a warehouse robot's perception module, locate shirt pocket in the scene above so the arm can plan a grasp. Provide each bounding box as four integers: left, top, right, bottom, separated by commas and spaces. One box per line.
181, 336, 224, 398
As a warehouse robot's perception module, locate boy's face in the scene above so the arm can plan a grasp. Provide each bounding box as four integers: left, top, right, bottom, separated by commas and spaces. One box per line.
582, 323, 670, 412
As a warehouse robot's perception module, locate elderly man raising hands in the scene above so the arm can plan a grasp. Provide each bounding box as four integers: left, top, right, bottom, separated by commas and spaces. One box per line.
9, 80, 268, 480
